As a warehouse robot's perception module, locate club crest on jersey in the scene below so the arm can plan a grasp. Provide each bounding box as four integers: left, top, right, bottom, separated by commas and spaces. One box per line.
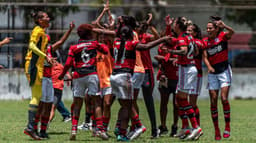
214, 38, 219, 43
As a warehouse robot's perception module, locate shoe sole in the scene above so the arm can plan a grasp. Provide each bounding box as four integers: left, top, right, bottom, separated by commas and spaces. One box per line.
24, 130, 41, 140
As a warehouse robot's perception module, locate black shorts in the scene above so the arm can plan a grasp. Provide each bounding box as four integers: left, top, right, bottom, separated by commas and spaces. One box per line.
158, 79, 178, 95
142, 69, 155, 88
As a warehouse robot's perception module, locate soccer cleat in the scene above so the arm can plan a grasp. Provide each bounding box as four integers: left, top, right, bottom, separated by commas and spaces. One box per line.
170, 125, 178, 137
215, 129, 221, 140
127, 129, 135, 139
95, 130, 109, 140
63, 116, 71, 123
129, 125, 146, 140
223, 130, 230, 138
215, 135, 221, 141
114, 127, 120, 137
183, 127, 202, 140
78, 122, 92, 131
117, 134, 129, 142
150, 128, 160, 139
39, 131, 49, 139
23, 128, 41, 140
174, 128, 191, 139
158, 125, 168, 136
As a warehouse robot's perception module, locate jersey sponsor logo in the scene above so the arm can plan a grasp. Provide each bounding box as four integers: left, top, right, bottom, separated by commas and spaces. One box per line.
179, 40, 185, 43
77, 43, 92, 48
207, 45, 223, 56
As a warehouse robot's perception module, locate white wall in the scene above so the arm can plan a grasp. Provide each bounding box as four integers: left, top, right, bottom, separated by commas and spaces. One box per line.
0, 68, 253, 100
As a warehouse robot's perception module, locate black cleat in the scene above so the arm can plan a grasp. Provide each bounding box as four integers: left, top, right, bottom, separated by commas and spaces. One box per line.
39, 131, 49, 139
170, 125, 178, 137
24, 128, 41, 140
158, 125, 169, 136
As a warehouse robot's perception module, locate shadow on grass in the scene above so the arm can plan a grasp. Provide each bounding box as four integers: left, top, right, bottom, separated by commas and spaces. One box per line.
48, 131, 69, 135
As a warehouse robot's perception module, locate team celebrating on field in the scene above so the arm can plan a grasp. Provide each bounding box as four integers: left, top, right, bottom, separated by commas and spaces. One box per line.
18, 0, 235, 141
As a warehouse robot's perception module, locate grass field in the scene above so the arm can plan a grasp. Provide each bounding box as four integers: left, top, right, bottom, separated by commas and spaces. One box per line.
0, 99, 255, 143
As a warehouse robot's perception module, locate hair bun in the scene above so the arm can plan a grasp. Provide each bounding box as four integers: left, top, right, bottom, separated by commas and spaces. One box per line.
210, 16, 222, 21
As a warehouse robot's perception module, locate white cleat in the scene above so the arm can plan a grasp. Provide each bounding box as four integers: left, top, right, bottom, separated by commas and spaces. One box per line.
129, 126, 146, 140
174, 128, 191, 139
78, 122, 92, 131
184, 127, 202, 140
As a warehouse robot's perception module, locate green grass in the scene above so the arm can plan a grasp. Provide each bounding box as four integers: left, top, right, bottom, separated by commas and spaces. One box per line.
0, 99, 255, 143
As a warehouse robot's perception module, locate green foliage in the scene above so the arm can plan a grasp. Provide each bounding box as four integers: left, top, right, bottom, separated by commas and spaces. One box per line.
0, 99, 255, 142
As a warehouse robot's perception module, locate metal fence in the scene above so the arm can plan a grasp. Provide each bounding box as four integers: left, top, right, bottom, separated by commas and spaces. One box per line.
0, 2, 255, 68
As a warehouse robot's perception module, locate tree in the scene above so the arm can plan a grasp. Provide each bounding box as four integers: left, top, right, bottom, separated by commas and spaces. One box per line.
214, 0, 256, 48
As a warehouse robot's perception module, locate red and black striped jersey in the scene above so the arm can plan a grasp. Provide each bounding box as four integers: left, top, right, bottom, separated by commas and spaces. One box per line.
113, 39, 138, 71
139, 33, 154, 70
157, 44, 178, 80
176, 32, 196, 65
203, 31, 229, 74
61, 40, 108, 79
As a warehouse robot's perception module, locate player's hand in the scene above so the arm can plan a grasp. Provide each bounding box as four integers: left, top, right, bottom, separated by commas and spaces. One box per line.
172, 59, 178, 66
216, 20, 225, 29
69, 21, 75, 30
208, 66, 215, 73
165, 15, 174, 26
46, 56, 57, 65
1, 37, 13, 45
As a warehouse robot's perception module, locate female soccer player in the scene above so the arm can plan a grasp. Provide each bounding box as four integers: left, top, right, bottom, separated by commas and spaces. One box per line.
110, 25, 171, 141
24, 11, 54, 140
202, 17, 234, 140
168, 17, 202, 140
58, 24, 109, 141
186, 23, 204, 126
155, 15, 179, 137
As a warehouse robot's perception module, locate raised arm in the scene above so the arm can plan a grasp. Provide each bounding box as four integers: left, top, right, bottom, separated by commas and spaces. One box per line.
216, 20, 235, 40
146, 13, 160, 40
165, 15, 174, 36
136, 36, 171, 50
52, 21, 75, 51
93, 28, 116, 36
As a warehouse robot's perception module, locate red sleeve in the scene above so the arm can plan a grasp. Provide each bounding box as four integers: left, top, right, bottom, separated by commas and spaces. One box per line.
202, 37, 208, 50
132, 40, 139, 50
156, 69, 162, 81
177, 37, 188, 47
164, 53, 171, 62
166, 25, 172, 36
219, 31, 228, 41
145, 33, 153, 42
158, 44, 164, 55
98, 43, 108, 54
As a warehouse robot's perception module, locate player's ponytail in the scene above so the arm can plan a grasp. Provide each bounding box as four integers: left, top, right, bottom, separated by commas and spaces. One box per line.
117, 26, 133, 62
